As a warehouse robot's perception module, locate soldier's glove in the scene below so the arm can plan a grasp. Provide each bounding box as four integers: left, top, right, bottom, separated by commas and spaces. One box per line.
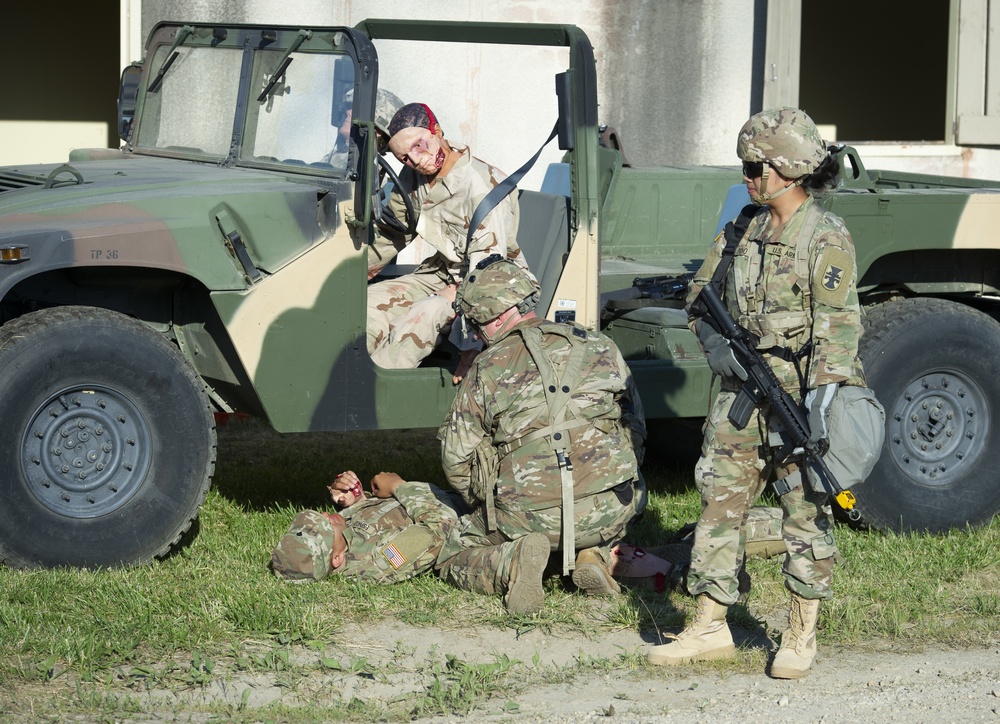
805, 383, 838, 447
697, 321, 748, 381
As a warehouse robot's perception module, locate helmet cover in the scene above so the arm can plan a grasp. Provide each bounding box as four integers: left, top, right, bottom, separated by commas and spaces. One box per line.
737, 107, 825, 179
454, 255, 540, 325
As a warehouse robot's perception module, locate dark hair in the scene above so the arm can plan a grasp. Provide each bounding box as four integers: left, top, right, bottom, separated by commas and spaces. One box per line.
799, 154, 840, 193
387, 103, 439, 139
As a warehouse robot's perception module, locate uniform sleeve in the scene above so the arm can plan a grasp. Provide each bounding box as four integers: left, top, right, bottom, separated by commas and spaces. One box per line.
367, 229, 410, 279
369, 183, 418, 279
684, 229, 727, 333
392, 481, 459, 538
438, 362, 493, 502
807, 222, 863, 388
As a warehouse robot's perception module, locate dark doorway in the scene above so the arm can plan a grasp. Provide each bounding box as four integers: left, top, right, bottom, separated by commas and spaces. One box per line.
4, 4, 120, 148
799, 1, 949, 142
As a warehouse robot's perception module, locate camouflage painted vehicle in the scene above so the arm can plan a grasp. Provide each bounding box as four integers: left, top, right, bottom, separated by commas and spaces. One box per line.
1, 19, 998, 568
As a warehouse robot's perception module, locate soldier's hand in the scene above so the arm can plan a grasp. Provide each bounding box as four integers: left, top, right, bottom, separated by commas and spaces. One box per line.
697, 321, 748, 381
452, 348, 479, 385
370, 471, 405, 498
328, 470, 364, 507
436, 284, 458, 304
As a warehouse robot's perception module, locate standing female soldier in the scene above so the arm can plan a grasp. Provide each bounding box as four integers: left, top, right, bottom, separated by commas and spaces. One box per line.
648, 108, 866, 679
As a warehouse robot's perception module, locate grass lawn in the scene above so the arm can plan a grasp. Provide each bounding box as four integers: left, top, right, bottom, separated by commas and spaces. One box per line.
1, 416, 998, 720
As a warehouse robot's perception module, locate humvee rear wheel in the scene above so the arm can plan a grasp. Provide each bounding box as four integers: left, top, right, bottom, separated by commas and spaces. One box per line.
855, 298, 1000, 532
0, 306, 216, 568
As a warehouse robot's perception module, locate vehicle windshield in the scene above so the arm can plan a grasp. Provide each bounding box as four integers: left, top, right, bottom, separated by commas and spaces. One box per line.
134, 35, 356, 172
244, 50, 355, 170
136, 44, 242, 157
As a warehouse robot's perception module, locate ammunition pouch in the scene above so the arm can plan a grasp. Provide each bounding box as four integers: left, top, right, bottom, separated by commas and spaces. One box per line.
470, 437, 500, 532
612, 478, 635, 507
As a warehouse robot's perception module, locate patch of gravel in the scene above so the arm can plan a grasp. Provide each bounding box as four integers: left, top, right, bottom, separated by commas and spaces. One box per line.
10, 618, 999, 722
336, 621, 1000, 723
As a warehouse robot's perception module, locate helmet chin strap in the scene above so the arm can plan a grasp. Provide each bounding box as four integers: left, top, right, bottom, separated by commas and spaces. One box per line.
750, 164, 802, 205
479, 308, 519, 345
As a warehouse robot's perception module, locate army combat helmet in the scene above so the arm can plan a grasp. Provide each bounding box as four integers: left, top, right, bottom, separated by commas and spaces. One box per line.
271, 510, 335, 583
454, 254, 540, 326
737, 107, 826, 203
374, 88, 404, 155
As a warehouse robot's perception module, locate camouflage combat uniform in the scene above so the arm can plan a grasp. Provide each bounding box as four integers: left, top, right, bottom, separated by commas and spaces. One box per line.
271, 482, 464, 584
684, 194, 865, 606
367, 146, 534, 368
436, 317, 646, 596
337, 481, 465, 583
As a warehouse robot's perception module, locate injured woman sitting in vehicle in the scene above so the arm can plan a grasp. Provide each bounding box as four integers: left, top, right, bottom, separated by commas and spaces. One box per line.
365, 102, 537, 384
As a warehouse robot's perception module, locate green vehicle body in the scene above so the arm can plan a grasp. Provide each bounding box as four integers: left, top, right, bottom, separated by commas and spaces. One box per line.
2, 19, 999, 568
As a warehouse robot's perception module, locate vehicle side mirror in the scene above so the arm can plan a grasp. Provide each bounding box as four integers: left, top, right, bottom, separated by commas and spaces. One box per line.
555, 71, 575, 151
118, 64, 143, 142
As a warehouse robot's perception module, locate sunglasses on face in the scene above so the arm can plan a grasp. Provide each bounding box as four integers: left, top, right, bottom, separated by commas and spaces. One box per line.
742, 160, 765, 178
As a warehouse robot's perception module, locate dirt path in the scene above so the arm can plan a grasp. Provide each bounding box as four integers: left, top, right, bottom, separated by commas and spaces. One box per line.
335, 621, 1000, 722
13, 616, 998, 721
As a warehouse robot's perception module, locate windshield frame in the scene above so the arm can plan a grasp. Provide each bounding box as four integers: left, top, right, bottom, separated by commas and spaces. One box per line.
128, 23, 372, 180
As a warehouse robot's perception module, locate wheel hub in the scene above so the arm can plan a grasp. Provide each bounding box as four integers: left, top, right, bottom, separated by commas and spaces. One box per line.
887, 371, 988, 487
22, 386, 152, 517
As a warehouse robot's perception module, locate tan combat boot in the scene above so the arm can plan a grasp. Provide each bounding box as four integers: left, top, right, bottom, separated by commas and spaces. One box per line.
769, 593, 820, 679
647, 594, 735, 665
503, 532, 550, 615
572, 547, 621, 596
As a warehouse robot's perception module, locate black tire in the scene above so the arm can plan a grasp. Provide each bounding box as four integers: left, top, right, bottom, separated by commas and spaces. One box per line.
0, 306, 216, 568
856, 298, 1000, 532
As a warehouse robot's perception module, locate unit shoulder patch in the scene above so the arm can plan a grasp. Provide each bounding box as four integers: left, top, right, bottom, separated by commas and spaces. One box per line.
812, 245, 854, 308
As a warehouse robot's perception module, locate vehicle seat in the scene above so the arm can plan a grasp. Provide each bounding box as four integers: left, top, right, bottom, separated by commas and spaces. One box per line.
517, 187, 570, 319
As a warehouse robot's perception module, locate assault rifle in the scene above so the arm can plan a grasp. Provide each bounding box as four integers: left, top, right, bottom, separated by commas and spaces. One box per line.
695, 282, 844, 499
600, 273, 692, 312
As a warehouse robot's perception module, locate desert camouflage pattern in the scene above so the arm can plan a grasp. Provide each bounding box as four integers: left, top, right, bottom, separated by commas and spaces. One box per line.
682, 195, 863, 605
737, 107, 826, 179
366, 145, 534, 366
436, 317, 644, 591
9, 20, 1000, 570
338, 481, 464, 583
367, 268, 454, 367
271, 510, 336, 583
454, 257, 542, 325
407, 146, 529, 282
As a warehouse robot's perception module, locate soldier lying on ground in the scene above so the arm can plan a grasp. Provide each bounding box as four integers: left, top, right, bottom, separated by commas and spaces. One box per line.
273, 468, 784, 602
273, 469, 662, 590
271, 471, 465, 583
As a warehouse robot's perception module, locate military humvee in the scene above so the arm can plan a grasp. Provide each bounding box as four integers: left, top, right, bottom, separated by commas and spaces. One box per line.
2, 19, 999, 568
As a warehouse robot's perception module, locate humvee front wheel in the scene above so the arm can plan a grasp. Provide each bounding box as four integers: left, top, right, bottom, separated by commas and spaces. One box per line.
856, 298, 1000, 532
0, 306, 216, 568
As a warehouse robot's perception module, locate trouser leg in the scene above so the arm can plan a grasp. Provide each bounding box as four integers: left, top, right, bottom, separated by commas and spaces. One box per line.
779, 477, 837, 600
686, 392, 768, 607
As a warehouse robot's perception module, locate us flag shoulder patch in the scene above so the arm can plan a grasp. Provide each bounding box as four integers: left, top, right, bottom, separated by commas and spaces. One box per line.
382, 543, 407, 569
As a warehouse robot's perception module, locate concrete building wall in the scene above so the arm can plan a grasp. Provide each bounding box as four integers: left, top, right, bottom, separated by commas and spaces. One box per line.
137, 0, 757, 184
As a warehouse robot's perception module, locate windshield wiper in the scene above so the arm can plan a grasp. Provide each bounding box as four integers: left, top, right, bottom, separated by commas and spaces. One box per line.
147, 25, 195, 93
256, 29, 313, 102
